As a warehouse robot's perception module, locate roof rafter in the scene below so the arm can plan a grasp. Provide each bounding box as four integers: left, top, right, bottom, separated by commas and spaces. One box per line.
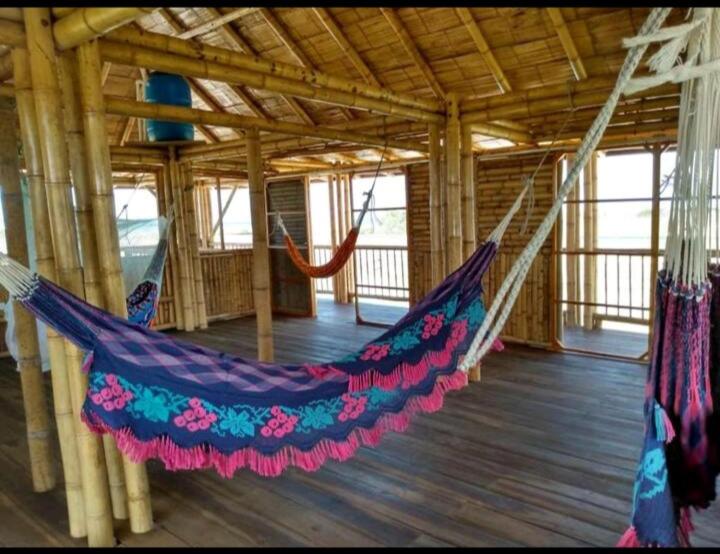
178, 8, 255, 40
546, 7, 588, 81
380, 8, 445, 100
312, 7, 381, 89
207, 7, 316, 126
454, 7, 511, 93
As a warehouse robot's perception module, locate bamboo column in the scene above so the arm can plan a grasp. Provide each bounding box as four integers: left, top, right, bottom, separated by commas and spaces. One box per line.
460, 123, 476, 261
56, 49, 129, 522
24, 8, 114, 547
163, 163, 185, 329
0, 96, 55, 493
648, 146, 662, 353
182, 163, 208, 328
564, 154, 579, 327
13, 46, 87, 539
169, 149, 196, 331
343, 173, 355, 300
335, 172, 349, 303
247, 127, 274, 361
582, 152, 597, 330
445, 93, 463, 272
428, 122, 444, 286
327, 175, 340, 302
76, 39, 153, 534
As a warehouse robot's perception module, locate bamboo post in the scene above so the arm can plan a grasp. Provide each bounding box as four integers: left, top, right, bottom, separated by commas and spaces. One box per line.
582, 152, 597, 330
327, 175, 340, 302
13, 46, 87, 539
0, 96, 56, 493
552, 156, 564, 346
335, 172, 349, 303
169, 150, 196, 331
215, 177, 226, 249
24, 8, 115, 547
564, 154, 578, 327
182, 163, 208, 328
247, 127, 274, 360
460, 123, 476, 261
428, 122, 444, 285
445, 93, 462, 272
648, 146, 662, 352
76, 39, 153, 534
163, 163, 185, 329
56, 49, 129, 522
343, 173, 355, 300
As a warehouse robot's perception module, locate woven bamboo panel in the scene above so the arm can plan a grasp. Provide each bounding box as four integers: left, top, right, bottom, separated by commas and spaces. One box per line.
406, 162, 431, 305
200, 248, 254, 321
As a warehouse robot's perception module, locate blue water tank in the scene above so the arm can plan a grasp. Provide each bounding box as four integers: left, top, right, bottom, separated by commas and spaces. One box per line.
144, 72, 194, 142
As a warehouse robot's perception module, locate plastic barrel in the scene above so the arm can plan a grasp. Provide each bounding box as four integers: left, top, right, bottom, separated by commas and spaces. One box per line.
144, 71, 195, 142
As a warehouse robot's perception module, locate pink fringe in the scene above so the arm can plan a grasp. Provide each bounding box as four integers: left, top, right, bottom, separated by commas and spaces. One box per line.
82, 370, 468, 479
617, 526, 641, 548
491, 338, 505, 352
661, 408, 676, 444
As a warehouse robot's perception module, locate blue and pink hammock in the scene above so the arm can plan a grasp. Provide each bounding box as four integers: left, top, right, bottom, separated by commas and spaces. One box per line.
0, 234, 499, 478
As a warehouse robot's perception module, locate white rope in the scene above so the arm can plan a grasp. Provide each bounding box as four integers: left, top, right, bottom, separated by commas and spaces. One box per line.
0, 253, 38, 299
459, 7, 673, 370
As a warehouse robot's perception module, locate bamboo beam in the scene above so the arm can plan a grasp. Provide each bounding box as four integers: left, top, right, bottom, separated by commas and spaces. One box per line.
312, 7, 381, 88
380, 8, 445, 99
103, 25, 444, 114
428, 122, 444, 286
247, 128, 274, 360
162, 163, 185, 328
56, 51, 129, 522
0, 19, 25, 47
179, 8, 254, 40
104, 97, 429, 152
25, 8, 115, 546
182, 163, 208, 328
455, 7, 511, 93
100, 40, 442, 124
188, 78, 243, 140
460, 124, 475, 260
327, 175, 340, 301
13, 47, 87, 538
76, 39, 153, 534
445, 93, 462, 272
582, 152, 597, 330
469, 121, 531, 143
0, 51, 12, 81
648, 145, 662, 353
334, 173, 348, 303
0, 7, 22, 21
54, 8, 155, 51
0, 96, 56, 493
546, 8, 587, 81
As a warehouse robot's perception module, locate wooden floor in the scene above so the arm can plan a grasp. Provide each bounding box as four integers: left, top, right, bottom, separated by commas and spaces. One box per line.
1, 301, 720, 547
561, 326, 649, 359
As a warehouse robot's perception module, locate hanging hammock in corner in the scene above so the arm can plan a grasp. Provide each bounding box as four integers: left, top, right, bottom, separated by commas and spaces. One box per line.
277, 149, 385, 279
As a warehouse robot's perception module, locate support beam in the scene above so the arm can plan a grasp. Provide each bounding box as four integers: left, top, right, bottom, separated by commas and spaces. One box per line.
13, 47, 87, 539
54, 8, 155, 51
428, 122, 444, 286
178, 8, 254, 40
25, 8, 115, 547
455, 7, 511, 93
181, 163, 208, 328
582, 152, 597, 330
380, 8, 445, 99
211, 185, 238, 237
104, 25, 444, 114
545, 8, 588, 81
76, 39, 153, 534
460, 123, 476, 260
445, 93, 462, 272
104, 97, 429, 153
312, 7, 381, 88
0, 96, 56, 494
247, 128, 274, 360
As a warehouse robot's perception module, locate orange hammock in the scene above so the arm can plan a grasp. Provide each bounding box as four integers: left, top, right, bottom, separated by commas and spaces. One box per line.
284, 226, 359, 279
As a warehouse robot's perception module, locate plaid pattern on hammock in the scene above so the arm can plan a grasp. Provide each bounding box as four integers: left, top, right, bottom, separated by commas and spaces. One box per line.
9, 240, 498, 478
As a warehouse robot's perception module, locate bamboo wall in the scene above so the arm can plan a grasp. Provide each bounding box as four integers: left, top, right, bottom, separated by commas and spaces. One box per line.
406, 154, 556, 347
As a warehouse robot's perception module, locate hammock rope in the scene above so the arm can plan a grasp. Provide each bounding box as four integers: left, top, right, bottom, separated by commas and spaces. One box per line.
459, 7, 673, 371
277, 147, 387, 279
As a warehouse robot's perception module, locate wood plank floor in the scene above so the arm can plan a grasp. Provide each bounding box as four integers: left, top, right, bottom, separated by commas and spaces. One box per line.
1, 300, 720, 547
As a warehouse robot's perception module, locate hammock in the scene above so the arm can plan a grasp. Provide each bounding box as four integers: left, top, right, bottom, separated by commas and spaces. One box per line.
276, 149, 385, 279
0, 180, 533, 478
618, 8, 720, 547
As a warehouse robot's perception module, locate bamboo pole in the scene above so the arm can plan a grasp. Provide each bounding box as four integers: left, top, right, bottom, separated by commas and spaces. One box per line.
428, 122, 444, 286
163, 163, 186, 328
445, 93, 462, 272
327, 175, 340, 302
13, 46, 87, 539
24, 9, 115, 546
343, 173, 355, 300
335, 173, 349, 303
247, 128, 274, 360
215, 177, 226, 250
76, 39, 153, 534
56, 50, 130, 522
182, 163, 208, 328
564, 154, 579, 327
169, 151, 196, 331
0, 96, 55, 493
105, 97, 428, 153
648, 146, 662, 353
460, 123, 476, 261
582, 152, 597, 330
53, 8, 155, 51
103, 26, 443, 115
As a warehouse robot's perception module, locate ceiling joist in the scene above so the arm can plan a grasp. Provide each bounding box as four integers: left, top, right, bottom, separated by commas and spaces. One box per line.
546, 8, 588, 81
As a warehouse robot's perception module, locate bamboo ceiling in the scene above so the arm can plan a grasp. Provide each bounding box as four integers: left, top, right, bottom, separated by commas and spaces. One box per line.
8, 7, 687, 171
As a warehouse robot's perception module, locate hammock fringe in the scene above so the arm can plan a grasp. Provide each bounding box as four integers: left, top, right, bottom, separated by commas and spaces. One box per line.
82, 370, 467, 478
